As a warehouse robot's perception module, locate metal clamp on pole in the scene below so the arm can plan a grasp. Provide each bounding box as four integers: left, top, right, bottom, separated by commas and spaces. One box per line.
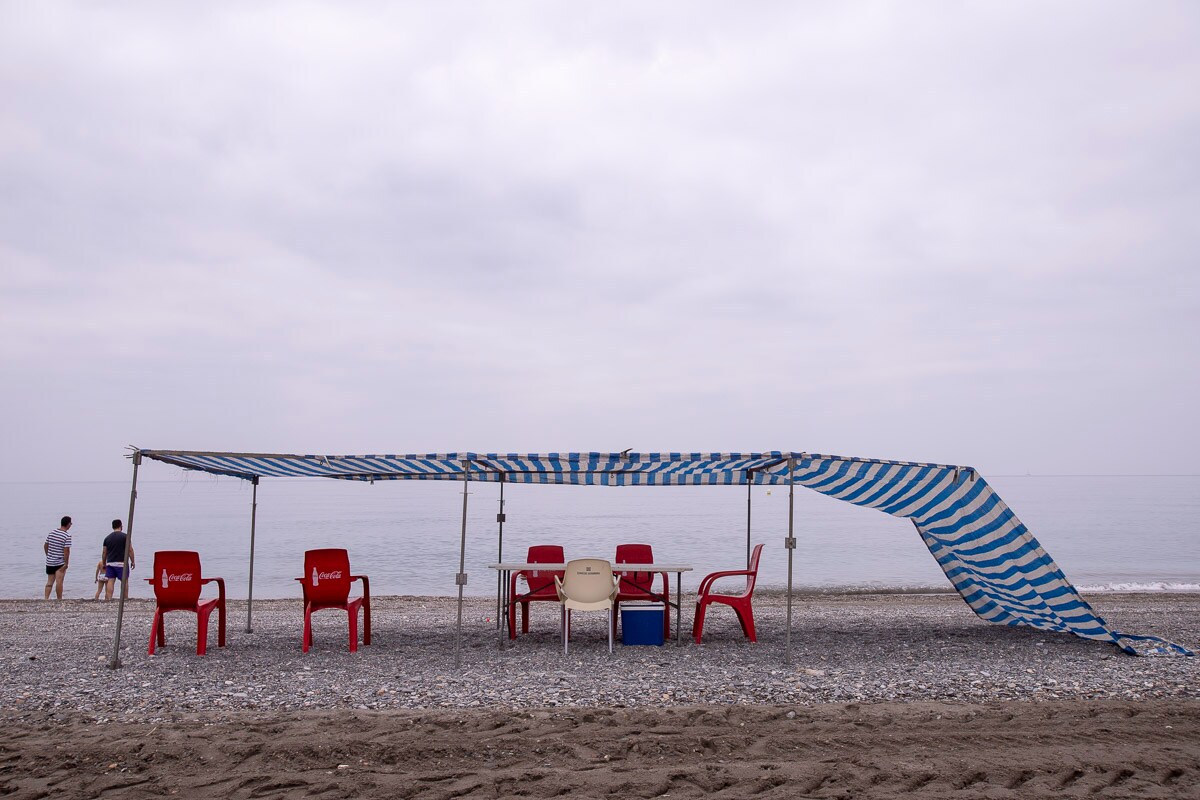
456, 572, 468, 586
496, 513, 506, 522
784, 537, 797, 549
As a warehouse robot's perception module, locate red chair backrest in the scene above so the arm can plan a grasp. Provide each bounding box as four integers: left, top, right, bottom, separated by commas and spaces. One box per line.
153, 551, 203, 609
303, 548, 352, 605
615, 543, 655, 591
523, 544, 565, 584
745, 543, 764, 594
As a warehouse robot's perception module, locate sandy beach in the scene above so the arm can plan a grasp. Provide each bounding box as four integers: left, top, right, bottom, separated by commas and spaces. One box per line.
2, 592, 1198, 798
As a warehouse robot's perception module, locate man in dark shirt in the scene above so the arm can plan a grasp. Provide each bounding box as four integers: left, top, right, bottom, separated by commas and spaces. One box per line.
100, 519, 135, 601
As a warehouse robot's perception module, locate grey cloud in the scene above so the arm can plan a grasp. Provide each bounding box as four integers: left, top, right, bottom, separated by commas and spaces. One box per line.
1, 2, 1198, 480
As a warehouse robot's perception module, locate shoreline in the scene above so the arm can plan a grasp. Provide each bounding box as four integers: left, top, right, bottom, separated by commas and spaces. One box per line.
12, 582, 1200, 606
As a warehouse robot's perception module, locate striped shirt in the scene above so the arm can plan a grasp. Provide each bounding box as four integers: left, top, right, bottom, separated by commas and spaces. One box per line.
45, 528, 71, 566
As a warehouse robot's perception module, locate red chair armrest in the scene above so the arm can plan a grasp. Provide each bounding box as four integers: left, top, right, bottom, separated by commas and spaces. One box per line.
201, 577, 226, 605
513, 568, 557, 600
697, 569, 753, 595
616, 569, 671, 602
352, 575, 370, 601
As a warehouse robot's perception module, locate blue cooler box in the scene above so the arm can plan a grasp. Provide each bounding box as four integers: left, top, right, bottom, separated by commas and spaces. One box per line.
621, 602, 665, 646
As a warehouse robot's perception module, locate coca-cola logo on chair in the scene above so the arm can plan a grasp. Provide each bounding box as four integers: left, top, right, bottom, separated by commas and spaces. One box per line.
161, 569, 193, 588
311, 568, 344, 586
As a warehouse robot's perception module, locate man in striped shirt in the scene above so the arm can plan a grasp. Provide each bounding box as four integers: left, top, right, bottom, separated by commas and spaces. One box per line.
44, 516, 72, 599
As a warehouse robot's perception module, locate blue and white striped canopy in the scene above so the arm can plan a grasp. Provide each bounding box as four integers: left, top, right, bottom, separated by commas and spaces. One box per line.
136, 449, 1190, 656
137, 450, 817, 484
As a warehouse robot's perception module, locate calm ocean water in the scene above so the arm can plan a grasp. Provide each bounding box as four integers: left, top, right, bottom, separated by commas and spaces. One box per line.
5, 475, 1198, 601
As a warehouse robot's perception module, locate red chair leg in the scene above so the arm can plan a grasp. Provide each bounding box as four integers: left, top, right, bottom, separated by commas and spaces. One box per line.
157, 613, 167, 648
197, 606, 210, 656
303, 606, 313, 653
521, 601, 531, 633
362, 599, 371, 646
692, 601, 708, 644
736, 603, 757, 642
217, 601, 226, 648
148, 609, 161, 655
348, 607, 359, 653
661, 577, 672, 639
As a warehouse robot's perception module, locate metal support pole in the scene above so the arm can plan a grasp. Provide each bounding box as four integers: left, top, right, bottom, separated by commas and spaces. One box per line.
746, 476, 752, 569
245, 476, 259, 633
454, 459, 471, 669
495, 476, 506, 629
109, 452, 141, 669
785, 456, 796, 664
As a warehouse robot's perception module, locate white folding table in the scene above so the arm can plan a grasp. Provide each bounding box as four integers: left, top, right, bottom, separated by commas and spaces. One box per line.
488, 562, 693, 647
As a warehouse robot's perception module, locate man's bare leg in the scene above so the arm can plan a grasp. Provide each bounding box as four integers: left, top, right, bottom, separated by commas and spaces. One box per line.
44, 572, 54, 599
104, 578, 116, 601
53, 567, 66, 600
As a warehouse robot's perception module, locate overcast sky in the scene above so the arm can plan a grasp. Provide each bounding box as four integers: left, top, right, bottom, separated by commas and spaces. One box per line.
1, 2, 1197, 482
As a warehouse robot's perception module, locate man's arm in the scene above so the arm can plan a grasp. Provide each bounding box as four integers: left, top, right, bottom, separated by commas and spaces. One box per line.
129, 543, 135, 570
44, 541, 48, 556
62, 545, 70, 568
101, 546, 108, 564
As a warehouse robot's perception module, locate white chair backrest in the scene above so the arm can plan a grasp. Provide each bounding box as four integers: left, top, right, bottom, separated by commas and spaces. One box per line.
559, 559, 616, 604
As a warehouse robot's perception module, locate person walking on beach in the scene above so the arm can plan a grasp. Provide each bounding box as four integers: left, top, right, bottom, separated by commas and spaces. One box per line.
99, 519, 134, 601
93, 559, 105, 600
43, 516, 72, 599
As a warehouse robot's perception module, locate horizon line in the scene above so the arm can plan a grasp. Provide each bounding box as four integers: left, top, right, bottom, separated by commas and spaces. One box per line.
2, 473, 1200, 485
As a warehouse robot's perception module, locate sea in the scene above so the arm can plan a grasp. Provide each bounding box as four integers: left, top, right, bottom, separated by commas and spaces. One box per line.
6, 475, 1198, 601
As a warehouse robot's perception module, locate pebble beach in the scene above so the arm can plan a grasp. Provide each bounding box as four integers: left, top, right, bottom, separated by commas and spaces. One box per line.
4, 591, 1199, 719
2, 591, 1198, 798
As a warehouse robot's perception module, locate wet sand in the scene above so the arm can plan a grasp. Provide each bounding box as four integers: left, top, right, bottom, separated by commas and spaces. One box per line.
2, 701, 1198, 798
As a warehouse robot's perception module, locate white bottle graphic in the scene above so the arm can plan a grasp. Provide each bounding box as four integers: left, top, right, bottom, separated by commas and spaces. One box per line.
312, 567, 319, 586
161, 568, 168, 589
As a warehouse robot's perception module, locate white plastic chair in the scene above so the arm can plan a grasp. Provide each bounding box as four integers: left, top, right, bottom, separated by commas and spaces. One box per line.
554, 558, 620, 654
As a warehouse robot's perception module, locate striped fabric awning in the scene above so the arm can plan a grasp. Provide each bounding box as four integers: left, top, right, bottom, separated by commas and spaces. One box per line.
137, 450, 810, 484
136, 449, 1191, 656
790, 457, 1190, 656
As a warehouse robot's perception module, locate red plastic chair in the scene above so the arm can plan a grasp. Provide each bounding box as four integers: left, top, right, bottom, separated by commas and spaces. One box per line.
508, 545, 565, 639
613, 543, 670, 638
692, 543, 764, 644
295, 548, 371, 653
146, 551, 226, 656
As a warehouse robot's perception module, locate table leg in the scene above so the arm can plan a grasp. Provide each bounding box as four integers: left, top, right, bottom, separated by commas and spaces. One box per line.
675, 572, 682, 646
497, 570, 509, 650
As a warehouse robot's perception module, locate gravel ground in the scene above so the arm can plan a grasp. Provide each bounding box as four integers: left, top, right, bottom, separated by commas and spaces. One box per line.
2, 591, 1197, 723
